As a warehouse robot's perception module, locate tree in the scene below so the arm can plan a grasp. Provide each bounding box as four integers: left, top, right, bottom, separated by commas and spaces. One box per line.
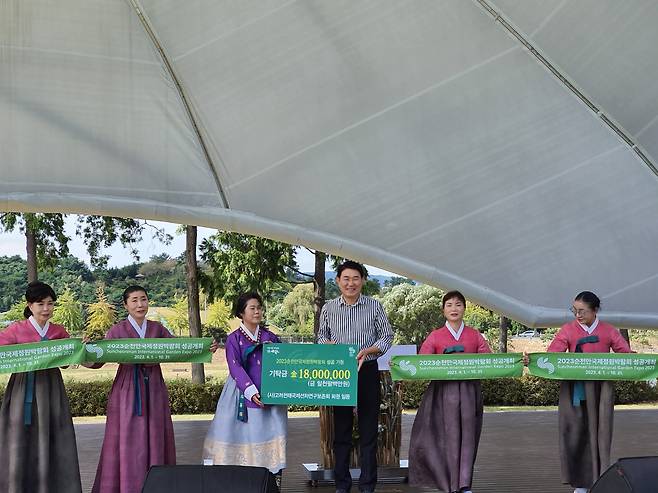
383, 276, 415, 290
138, 254, 177, 277
167, 296, 189, 337
85, 284, 117, 340
278, 284, 315, 335
620, 328, 631, 347
282, 284, 314, 328
463, 304, 499, 331
41, 255, 96, 306
75, 216, 172, 269
266, 302, 294, 332
131, 254, 187, 306
0, 212, 172, 282
0, 213, 69, 282
362, 278, 381, 296
463, 304, 500, 348
379, 284, 444, 347
200, 232, 298, 302
325, 278, 340, 300
499, 315, 510, 353
313, 250, 327, 339
0, 256, 28, 311
185, 225, 205, 383
204, 299, 232, 338
1, 300, 26, 324
51, 287, 84, 335
0, 252, 199, 316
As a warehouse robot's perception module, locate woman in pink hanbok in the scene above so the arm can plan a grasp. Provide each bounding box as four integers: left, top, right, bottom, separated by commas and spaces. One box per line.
548, 291, 630, 493
409, 290, 491, 493
0, 281, 82, 493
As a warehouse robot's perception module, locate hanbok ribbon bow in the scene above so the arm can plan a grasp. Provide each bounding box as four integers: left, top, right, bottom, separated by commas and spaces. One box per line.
572, 335, 600, 406
24, 334, 48, 425
133, 364, 150, 416
443, 345, 465, 354
236, 343, 263, 423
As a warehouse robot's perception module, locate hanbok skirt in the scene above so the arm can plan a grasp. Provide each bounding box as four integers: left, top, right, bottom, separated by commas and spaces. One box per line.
558, 380, 614, 488
92, 363, 176, 493
203, 377, 287, 473
0, 369, 82, 493
409, 380, 483, 493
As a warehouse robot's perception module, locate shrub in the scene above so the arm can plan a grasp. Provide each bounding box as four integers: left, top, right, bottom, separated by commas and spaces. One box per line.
66, 379, 114, 416
400, 380, 430, 408
85, 285, 116, 341
0, 379, 223, 417
614, 380, 658, 404
402, 376, 657, 408
0, 376, 655, 416
167, 379, 223, 414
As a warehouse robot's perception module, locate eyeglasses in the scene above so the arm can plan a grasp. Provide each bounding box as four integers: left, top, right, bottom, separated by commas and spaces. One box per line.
570, 307, 590, 316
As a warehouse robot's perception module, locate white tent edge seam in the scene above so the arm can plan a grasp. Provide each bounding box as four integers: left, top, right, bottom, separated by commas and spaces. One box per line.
3, 193, 658, 329
126, 0, 231, 209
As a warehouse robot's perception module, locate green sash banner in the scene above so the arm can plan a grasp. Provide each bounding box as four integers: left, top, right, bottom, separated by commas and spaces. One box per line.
0, 339, 85, 374
528, 352, 658, 380
390, 353, 524, 381
83, 338, 212, 364
261, 343, 359, 406
0, 338, 212, 373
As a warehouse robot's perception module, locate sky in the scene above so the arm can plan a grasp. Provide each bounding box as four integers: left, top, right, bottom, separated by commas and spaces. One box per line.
0, 216, 394, 276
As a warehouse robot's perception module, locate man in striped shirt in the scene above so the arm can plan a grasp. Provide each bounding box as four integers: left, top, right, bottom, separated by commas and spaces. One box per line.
317, 260, 394, 493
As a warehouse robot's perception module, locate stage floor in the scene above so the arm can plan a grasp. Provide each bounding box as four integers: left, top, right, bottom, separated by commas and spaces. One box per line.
75, 409, 658, 492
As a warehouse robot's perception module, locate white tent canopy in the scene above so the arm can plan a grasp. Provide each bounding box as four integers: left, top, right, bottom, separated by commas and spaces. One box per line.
2, 0, 658, 328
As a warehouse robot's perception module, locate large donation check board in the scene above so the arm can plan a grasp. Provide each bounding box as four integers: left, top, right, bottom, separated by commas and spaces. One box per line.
83, 338, 212, 364
390, 353, 523, 381
260, 344, 358, 406
528, 353, 658, 380
0, 338, 212, 373
0, 339, 84, 373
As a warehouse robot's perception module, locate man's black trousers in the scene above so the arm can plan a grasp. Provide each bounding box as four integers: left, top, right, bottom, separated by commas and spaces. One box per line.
333, 360, 380, 492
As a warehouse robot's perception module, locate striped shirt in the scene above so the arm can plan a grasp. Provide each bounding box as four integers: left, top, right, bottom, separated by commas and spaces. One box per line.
317, 295, 394, 361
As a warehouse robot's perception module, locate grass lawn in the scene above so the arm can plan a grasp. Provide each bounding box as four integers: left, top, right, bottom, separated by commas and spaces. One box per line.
0, 350, 230, 386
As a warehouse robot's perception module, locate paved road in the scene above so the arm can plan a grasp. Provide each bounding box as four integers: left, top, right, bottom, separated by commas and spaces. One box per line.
76, 409, 658, 492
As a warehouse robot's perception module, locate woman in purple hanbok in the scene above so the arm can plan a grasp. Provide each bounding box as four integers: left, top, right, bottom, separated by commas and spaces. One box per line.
203, 292, 287, 485
90, 285, 217, 493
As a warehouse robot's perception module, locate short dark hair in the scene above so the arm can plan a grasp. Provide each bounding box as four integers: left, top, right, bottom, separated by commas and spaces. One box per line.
574, 291, 600, 311
336, 260, 366, 279
23, 281, 57, 318
123, 285, 148, 304
442, 290, 466, 308
234, 292, 264, 318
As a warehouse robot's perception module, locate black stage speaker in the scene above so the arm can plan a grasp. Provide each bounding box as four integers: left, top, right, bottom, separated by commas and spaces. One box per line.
141, 465, 278, 493
591, 457, 658, 493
